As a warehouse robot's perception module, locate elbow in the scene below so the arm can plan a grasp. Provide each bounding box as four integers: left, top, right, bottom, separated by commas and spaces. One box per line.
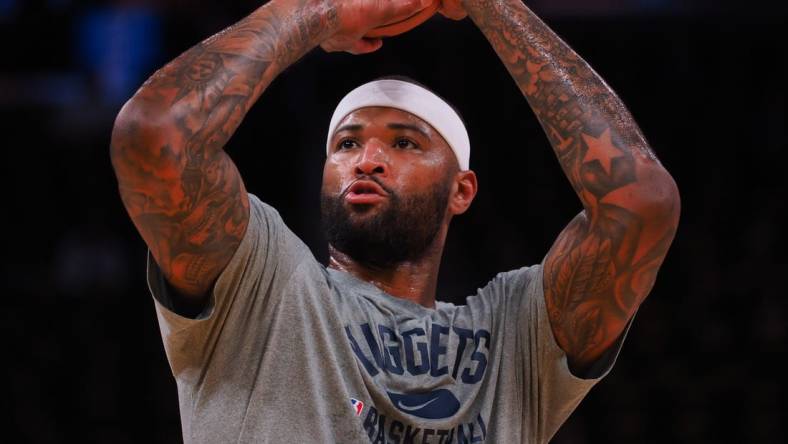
110, 96, 175, 172
655, 167, 681, 219
630, 163, 681, 224
659, 173, 681, 226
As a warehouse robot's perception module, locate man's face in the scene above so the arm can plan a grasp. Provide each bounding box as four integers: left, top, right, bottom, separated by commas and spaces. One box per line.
321, 107, 459, 267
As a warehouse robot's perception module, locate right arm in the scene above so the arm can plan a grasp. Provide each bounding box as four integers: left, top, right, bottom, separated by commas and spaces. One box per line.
110, 0, 428, 311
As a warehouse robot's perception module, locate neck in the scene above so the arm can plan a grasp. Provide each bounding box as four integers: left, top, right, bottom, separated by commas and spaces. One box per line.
327, 227, 448, 308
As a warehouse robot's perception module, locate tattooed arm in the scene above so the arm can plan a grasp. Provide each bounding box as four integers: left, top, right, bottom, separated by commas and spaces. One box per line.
110, 0, 429, 312
459, 0, 681, 372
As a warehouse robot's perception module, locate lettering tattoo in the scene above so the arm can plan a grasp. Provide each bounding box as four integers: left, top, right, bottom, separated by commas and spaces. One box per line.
463, 0, 680, 369
111, 0, 338, 305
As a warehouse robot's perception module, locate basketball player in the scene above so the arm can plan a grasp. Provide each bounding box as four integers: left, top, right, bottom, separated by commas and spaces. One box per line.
110, 0, 680, 442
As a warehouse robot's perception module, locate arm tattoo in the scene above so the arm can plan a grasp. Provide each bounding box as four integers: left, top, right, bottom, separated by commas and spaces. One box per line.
463, 0, 680, 369
111, 0, 338, 302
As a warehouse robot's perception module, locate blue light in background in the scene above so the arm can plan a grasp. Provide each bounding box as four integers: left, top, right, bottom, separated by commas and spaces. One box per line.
77, 5, 162, 105
0, 0, 17, 17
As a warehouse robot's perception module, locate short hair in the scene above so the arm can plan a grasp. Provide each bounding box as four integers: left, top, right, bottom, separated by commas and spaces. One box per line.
373, 75, 468, 129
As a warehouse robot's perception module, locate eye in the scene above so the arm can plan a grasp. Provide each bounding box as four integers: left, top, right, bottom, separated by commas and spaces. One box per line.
394, 138, 418, 150
337, 139, 358, 151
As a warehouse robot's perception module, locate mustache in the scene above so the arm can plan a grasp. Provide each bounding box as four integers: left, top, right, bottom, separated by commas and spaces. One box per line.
340, 176, 395, 198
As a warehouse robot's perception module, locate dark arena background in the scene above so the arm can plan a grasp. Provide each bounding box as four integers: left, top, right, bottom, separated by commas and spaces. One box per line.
2, 0, 786, 442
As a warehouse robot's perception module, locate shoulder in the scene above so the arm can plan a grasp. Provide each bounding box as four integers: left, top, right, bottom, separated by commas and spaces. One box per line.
246, 193, 312, 258
474, 264, 542, 303
441, 264, 543, 323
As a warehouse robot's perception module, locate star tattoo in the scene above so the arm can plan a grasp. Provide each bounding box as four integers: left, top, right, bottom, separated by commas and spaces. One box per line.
581, 128, 624, 176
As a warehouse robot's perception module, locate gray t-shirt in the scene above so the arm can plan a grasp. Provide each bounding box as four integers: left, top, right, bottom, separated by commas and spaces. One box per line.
147, 194, 628, 443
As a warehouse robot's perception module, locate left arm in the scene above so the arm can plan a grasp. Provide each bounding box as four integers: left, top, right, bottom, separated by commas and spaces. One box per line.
459, 0, 681, 372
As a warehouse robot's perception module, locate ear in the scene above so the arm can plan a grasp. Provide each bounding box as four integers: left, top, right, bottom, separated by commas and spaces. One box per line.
449, 170, 478, 216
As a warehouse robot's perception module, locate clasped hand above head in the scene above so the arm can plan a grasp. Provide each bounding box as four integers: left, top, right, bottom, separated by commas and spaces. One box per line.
320, 0, 467, 54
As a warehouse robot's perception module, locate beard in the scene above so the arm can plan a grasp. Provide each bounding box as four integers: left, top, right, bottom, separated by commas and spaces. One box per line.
320, 176, 452, 268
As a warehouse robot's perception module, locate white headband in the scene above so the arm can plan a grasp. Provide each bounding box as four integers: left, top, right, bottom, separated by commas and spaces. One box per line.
326, 79, 470, 171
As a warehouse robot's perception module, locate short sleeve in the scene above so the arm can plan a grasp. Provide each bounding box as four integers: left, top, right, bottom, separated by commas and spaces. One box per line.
482, 264, 633, 442
146, 193, 316, 383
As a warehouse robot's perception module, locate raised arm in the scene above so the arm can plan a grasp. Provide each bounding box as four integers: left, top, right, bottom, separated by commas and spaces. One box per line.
460, 0, 680, 372
110, 0, 429, 311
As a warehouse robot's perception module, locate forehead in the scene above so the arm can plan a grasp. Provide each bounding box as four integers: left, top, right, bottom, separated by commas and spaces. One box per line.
334, 107, 439, 138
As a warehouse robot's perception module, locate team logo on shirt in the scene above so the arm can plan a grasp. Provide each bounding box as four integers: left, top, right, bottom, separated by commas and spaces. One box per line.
345, 322, 493, 442
386, 389, 460, 419
350, 398, 365, 416
344, 323, 491, 383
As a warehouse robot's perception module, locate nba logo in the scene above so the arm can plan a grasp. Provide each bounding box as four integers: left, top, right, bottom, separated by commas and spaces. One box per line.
350, 398, 364, 416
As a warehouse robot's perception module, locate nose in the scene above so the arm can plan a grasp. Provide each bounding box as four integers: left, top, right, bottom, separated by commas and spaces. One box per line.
354, 139, 388, 176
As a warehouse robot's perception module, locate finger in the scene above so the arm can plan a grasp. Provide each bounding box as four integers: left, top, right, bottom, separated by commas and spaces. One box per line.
438, 2, 466, 20
438, 8, 466, 20
380, 0, 432, 24
349, 38, 384, 55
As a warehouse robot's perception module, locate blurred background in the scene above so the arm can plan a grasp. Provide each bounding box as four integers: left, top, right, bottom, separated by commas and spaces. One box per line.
2, 0, 786, 442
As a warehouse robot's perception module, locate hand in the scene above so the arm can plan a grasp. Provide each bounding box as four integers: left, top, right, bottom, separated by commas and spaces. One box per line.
438, 0, 467, 20
321, 0, 433, 54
